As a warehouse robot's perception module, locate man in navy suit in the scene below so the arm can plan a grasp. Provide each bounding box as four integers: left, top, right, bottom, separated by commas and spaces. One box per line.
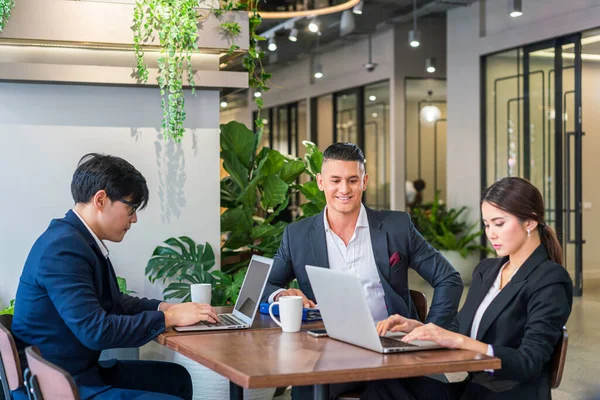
261, 143, 463, 399
12, 153, 219, 400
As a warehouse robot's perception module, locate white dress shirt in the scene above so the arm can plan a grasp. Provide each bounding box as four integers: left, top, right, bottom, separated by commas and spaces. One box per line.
470, 261, 515, 363
72, 209, 109, 259
270, 204, 388, 322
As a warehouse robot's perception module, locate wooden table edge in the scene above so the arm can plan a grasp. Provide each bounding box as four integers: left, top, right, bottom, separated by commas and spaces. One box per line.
163, 336, 501, 389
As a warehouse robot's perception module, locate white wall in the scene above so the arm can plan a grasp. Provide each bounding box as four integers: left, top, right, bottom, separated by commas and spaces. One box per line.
0, 83, 220, 307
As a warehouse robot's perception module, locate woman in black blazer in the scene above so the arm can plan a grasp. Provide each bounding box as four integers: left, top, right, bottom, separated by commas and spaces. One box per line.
361, 177, 572, 400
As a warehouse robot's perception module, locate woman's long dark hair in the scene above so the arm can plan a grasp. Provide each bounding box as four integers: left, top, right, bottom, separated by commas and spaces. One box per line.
481, 177, 563, 265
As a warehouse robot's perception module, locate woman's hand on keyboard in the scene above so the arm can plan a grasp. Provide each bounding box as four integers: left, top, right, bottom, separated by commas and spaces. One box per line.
376, 314, 423, 337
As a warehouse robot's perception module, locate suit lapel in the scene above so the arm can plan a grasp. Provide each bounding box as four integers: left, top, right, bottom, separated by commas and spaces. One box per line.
459, 257, 505, 336
366, 207, 391, 281
475, 245, 549, 340
309, 210, 330, 269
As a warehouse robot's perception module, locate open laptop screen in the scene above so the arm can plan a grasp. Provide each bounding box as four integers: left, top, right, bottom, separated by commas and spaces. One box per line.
234, 258, 272, 319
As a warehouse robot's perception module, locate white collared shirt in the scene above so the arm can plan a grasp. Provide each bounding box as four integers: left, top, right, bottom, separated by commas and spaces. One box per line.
323, 204, 388, 322
270, 204, 388, 322
470, 261, 515, 362
72, 209, 109, 259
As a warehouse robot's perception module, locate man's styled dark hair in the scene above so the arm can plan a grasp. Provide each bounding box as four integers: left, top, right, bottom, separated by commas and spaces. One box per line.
322, 142, 366, 169
71, 153, 149, 210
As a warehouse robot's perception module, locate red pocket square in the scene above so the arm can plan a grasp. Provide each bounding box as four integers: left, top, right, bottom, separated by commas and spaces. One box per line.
389, 252, 401, 267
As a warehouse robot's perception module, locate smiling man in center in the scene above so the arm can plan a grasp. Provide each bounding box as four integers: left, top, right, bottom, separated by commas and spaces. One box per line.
261, 142, 463, 399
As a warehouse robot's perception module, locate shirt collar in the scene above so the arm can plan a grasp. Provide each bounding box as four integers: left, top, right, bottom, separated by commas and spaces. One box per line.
493, 261, 516, 289
323, 203, 369, 232
72, 209, 110, 259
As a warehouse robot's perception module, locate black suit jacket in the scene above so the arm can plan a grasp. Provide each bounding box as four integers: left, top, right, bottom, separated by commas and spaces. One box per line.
262, 206, 464, 329
458, 245, 573, 400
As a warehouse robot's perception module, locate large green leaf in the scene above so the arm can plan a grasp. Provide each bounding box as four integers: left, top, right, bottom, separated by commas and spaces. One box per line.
279, 160, 305, 183
221, 177, 241, 208
221, 206, 253, 233
220, 121, 256, 170
303, 140, 323, 178
221, 149, 249, 191
260, 175, 288, 210
212, 268, 246, 304
259, 149, 285, 176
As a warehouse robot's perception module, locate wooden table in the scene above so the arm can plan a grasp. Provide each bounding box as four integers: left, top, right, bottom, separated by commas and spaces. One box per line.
156, 306, 325, 345
161, 328, 501, 400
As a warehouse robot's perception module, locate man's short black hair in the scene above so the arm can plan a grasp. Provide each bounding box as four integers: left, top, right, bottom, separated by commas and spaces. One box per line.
71, 153, 149, 210
322, 143, 365, 167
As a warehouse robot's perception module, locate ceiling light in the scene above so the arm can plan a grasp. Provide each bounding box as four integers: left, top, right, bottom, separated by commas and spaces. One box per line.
371, 112, 378, 118
409, 29, 421, 47
289, 27, 298, 42
220, 101, 228, 108
421, 105, 441, 123
369, 95, 376, 101
353, 1, 363, 15
254, 90, 262, 98
309, 18, 320, 33
426, 57, 436, 73
508, 0, 523, 17
314, 64, 323, 79
268, 37, 277, 52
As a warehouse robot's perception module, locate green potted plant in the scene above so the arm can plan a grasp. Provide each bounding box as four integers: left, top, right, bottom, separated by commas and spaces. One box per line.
411, 192, 488, 284
219, 121, 325, 276
145, 237, 245, 306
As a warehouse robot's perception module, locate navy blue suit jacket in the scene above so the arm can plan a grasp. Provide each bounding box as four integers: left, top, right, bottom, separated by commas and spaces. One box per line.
262, 207, 464, 329
12, 210, 166, 399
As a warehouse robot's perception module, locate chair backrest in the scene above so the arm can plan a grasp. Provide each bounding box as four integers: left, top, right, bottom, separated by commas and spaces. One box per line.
409, 290, 428, 323
25, 346, 80, 400
550, 326, 568, 389
0, 314, 23, 394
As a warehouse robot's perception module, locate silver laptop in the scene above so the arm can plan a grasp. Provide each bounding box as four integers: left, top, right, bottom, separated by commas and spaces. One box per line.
174, 255, 273, 332
306, 265, 443, 353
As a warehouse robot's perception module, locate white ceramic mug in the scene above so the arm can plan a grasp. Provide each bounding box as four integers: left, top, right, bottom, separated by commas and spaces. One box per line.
268, 296, 303, 333
190, 283, 212, 304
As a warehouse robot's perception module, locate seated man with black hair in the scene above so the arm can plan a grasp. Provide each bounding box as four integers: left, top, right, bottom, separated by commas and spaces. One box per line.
12, 153, 218, 400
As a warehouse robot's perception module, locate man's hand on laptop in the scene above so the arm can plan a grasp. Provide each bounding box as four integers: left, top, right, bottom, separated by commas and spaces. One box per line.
274, 289, 316, 308
163, 303, 220, 328
376, 314, 423, 337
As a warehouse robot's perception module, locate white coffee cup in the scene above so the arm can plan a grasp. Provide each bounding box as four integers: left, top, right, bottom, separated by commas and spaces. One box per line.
269, 296, 303, 333
190, 283, 212, 304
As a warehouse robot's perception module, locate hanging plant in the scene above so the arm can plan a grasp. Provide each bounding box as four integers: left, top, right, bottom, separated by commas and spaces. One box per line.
133, 0, 271, 142
0, 0, 15, 32
214, 0, 271, 131
133, 0, 200, 142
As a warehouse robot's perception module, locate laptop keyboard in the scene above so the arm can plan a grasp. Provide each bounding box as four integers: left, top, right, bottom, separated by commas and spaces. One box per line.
380, 336, 419, 349
200, 314, 242, 327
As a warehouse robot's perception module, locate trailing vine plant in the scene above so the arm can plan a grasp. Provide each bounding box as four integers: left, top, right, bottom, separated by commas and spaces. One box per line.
0, 0, 15, 32
133, 0, 271, 142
